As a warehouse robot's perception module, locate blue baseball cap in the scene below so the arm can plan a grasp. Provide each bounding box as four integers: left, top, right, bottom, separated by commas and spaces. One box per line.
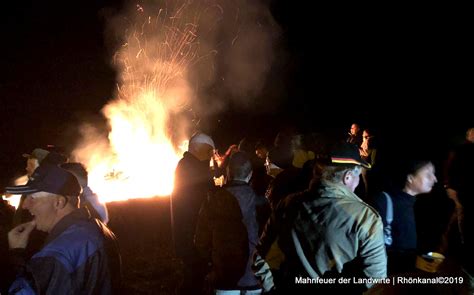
5, 164, 82, 196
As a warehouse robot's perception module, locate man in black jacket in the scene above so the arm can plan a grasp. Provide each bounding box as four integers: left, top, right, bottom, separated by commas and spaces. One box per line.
195, 151, 261, 294
171, 132, 216, 294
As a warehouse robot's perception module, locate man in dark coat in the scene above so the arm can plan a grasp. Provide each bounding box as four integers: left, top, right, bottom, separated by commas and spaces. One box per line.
195, 151, 261, 294
171, 132, 216, 294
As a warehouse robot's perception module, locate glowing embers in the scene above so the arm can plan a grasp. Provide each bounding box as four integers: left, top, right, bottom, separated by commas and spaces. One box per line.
73, 3, 199, 203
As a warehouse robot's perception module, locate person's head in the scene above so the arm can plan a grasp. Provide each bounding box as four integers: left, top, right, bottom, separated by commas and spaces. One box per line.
362, 129, 372, 140
23, 148, 49, 177
403, 160, 437, 196
322, 165, 362, 192
188, 133, 215, 161
255, 141, 269, 160
322, 142, 371, 192
227, 152, 253, 183
5, 165, 81, 233
350, 123, 360, 135
466, 127, 474, 143
23, 147, 68, 177
237, 138, 253, 154
61, 162, 88, 188
265, 147, 293, 177
274, 131, 295, 151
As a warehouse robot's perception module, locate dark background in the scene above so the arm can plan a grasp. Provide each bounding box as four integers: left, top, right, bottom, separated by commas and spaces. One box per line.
0, 2, 472, 294
1, 1, 472, 187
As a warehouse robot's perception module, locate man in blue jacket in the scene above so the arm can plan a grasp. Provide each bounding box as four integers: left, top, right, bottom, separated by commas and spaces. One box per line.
6, 164, 121, 294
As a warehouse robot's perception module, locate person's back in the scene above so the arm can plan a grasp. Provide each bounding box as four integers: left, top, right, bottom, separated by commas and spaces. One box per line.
278, 181, 386, 293
172, 150, 214, 256
195, 152, 261, 294
171, 132, 215, 294
223, 181, 260, 289
254, 142, 386, 294
195, 186, 254, 290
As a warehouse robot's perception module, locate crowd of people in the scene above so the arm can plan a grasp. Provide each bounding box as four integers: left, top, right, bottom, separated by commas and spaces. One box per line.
1, 125, 473, 294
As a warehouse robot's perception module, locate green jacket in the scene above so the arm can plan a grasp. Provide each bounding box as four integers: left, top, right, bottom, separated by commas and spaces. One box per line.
290, 181, 387, 284
254, 180, 387, 292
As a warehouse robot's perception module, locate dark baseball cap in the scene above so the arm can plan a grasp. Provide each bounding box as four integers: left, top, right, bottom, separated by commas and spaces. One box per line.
5, 164, 82, 196
23, 146, 68, 165
22, 148, 50, 163
329, 142, 371, 169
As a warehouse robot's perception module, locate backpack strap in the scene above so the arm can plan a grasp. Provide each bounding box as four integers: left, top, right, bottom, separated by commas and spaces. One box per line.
291, 228, 319, 278
381, 191, 393, 246
382, 191, 393, 225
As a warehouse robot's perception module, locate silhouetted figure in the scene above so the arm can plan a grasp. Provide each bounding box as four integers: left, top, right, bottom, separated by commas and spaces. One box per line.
346, 123, 362, 147
171, 132, 216, 295
195, 152, 261, 294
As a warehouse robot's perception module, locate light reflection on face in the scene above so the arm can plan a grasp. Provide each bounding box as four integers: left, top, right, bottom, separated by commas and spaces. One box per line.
350, 124, 359, 135
265, 157, 282, 178
407, 163, 437, 195
22, 192, 59, 233
345, 167, 361, 192
26, 158, 39, 177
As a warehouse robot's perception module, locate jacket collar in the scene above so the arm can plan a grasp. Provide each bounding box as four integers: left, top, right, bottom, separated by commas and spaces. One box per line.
319, 180, 363, 202
46, 207, 91, 245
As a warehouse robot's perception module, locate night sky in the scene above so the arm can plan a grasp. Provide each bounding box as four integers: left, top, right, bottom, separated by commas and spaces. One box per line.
1, 1, 472, 186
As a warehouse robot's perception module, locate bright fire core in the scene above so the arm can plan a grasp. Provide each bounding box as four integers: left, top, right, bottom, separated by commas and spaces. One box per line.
73, 3, 198, 203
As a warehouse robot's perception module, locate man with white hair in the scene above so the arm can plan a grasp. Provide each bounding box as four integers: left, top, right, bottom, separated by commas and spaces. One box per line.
171, 132, 216, 294
254, 142, 386, 294
5, 164, 121, 294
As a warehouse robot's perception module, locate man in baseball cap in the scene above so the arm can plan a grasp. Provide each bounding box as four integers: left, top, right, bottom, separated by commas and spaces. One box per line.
6, 165, 121, 294
254, 141, 385, 293
5, 164, 81, 198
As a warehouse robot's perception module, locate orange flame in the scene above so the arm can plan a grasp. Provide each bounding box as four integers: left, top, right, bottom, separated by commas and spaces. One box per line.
1, 175, 28, 209
72, 3, 199, 203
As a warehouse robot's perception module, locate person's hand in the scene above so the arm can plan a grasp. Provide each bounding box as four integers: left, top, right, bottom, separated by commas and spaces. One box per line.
8, 221, 36, 249
225, 144, 239, 157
